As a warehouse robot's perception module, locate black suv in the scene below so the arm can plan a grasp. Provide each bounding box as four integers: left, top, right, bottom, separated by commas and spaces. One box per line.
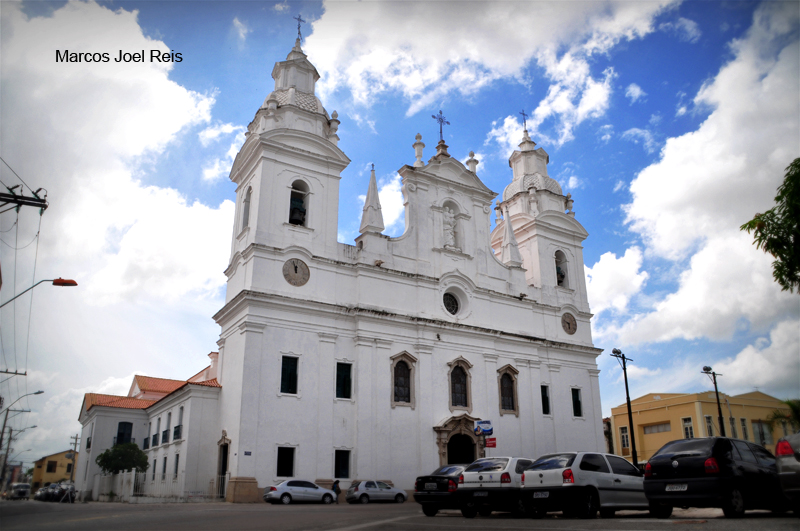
644, 437, 789, 518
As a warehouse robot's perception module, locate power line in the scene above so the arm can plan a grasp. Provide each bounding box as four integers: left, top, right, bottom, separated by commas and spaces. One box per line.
0, 157, 33, 195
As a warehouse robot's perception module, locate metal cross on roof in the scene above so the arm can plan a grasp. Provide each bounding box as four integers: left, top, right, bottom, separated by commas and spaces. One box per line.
293, 15, 306, 40
431, 110, 450, 142
519, 109, 528, 131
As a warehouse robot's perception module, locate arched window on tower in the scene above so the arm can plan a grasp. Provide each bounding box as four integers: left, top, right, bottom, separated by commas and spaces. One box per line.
555, 250, 569, 288
289, 180, 309, 226
242, 187, 252, 230
394, 361, 410, 403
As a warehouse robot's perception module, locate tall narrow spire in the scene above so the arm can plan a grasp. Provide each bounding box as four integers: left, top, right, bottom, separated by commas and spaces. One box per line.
359, 165, 384, 234
500, 206, 523, 267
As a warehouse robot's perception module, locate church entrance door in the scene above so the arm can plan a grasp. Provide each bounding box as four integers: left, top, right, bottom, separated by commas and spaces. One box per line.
447, 434, 475, 464
217, 443, 229, 498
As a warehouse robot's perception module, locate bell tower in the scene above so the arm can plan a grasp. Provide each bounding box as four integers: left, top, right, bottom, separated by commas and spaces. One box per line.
490, 130, 591, 314
222, 38, 350, 303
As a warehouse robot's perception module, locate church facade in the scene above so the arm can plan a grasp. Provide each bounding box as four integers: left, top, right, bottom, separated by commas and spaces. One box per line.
76, 39, 603, 502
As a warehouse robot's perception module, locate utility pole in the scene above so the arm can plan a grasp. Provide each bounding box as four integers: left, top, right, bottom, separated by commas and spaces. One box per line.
702, 366, 726, 437
1, 426, 12, 489
69, 434, 79, 482
611, 348, 639, 468
0, 408, 30, 455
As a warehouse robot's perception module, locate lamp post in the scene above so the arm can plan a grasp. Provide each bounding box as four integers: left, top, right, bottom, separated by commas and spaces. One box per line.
0, 391, 43, 452
702, 366, 726, 437
611, 348, 638, 468
0, 278, 77, 308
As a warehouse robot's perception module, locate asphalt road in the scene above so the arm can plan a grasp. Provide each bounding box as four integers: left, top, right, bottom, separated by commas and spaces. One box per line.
1, 500, 798, 531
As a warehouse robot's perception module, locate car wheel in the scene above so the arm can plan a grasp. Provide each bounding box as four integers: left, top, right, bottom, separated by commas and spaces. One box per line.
422, 506, 438, 517
394, 493, 405, 503
478, 508, 493, 517
599, 508, 615, 518
322, 494, 333, 504
359, 494, 369, 504
722, 488, 745, 518
280, 493, 292, 505
461, 505, 478, 518
577, 489, 598, 519
649, 502, 673, 519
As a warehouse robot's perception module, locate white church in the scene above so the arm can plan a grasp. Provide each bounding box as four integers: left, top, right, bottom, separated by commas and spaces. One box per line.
76, 38, 604, 502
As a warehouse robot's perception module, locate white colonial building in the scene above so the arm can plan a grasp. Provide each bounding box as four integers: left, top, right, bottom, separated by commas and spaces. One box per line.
76, 38, 603, 502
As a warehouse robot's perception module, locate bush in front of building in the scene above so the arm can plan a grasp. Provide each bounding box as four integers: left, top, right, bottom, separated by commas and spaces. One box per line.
95, 443, 149, 474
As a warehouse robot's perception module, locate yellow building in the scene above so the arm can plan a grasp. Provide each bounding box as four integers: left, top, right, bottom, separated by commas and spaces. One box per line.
610, 391, 793, 465
31, 450, 78, 489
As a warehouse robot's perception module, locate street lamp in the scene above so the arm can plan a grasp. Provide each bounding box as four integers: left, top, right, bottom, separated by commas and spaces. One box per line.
702, 366, 726, 437
0, 278, 78, 308
0, 391, 43, 451
611, 348, 639, 468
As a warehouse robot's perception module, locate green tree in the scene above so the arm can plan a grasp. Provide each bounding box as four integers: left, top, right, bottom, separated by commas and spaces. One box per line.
741, 158, 800, 293
94, 443, 149, 474
767, 399, 800, 434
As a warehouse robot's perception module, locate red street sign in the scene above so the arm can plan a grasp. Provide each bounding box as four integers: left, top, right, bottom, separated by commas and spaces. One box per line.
485, 437, 496, 448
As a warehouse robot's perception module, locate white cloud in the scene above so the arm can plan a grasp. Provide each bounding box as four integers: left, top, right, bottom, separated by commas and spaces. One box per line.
659, 17, 702, 43
201, 129, 246, 182
712, 319, 800, 398
199, 122, 243, 146
598, 124, 614, 142
273, 2, 289, 13
625, 83, 646, 103
585, 247, 648, 316
486, 116, 528, 158
306, 1, 675, 140
350, 112, 377, 134
613, 180, 625, 193
622, 127, 658, 153
233, 17, 250, 42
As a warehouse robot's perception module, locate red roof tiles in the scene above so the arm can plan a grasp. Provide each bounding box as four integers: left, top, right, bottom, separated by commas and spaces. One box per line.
84, 393, 157, 411
133, 375, 187, 394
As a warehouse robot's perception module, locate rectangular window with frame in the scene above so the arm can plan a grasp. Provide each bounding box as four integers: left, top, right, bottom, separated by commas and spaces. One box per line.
705, 415, 714, 437
46, 461, 57, 473
620, 426, 630, 448
280, 356, 298, 394
334, 449, 350, 479
335, 363, 352, 399
66, 463, 73, 473
571, 388, 582, 417
276, 447, 295, 477
174, 454, 180, 476
152, 459, 157, 481
752, 421, 773, 446
682, 417, 694, 439
740, 418, 749, 441
541, 385, 550, 415
162, 456, 168, 480
643, 422, 671, 434
729, 417, 738, 438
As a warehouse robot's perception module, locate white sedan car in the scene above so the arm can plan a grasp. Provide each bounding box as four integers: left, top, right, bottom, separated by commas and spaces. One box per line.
346, 480, 406, 504
263, 480, 336, 505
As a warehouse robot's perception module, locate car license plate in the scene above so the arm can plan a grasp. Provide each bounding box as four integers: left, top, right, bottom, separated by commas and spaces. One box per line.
533, 491, 549, 499
424, 483, 437, 490
473, 491, 488, 497
665, 484, 688, 492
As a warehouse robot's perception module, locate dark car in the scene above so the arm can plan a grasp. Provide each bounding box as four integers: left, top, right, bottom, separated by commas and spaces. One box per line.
776, 432, 800, 513
414, 464, 467, 517
644, 437, 789, 518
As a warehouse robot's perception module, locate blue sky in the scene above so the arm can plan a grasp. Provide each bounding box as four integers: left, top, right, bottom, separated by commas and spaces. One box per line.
1, 0, 798, 464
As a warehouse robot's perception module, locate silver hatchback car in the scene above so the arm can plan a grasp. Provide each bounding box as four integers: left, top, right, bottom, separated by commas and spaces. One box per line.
263, 480, 336, 505
346, 480, 406, 504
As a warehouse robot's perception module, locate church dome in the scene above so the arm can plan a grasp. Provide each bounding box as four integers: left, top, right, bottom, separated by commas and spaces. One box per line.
262, 89, 328, 116
502, 172, 562, 200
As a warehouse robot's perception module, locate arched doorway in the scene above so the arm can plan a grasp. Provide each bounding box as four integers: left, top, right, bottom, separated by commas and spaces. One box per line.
447, 434, 475, 464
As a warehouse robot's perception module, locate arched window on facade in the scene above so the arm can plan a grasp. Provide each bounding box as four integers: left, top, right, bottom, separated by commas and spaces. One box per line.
394, 361, 410, 403
555, 250, 569, 288
242, 187, 252, 230
497, 364, 520, 416
289, 180, 309, 226
451, 367, 468, 407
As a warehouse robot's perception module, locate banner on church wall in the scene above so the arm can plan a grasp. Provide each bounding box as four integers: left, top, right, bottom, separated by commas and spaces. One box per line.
474, 420, 493, 436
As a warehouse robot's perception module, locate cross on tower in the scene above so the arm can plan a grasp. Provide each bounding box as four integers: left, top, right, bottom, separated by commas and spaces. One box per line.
293, 15, 306, 40
431, 110, 450, 142
519, 109, 528, 131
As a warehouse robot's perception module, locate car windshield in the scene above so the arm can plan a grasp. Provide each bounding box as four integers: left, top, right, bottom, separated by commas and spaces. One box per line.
653, 438, 714, 458
430, 465, 464, 476
527, 454, 576, 470
465, 458, 509, 472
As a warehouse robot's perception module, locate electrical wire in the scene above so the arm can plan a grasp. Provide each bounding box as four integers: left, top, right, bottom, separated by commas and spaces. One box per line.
0, 219, 18, 232
0, 231, 40, 250
0, 157, 33, 195
23, 215, 44, 412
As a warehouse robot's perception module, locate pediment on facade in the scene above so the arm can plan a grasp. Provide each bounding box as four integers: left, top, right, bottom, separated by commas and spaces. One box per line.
440, 269, 478, 292
433, 413, 481, 433
534, 211, 589, 238
411, 158, 496, 198
260, 129, 350, 165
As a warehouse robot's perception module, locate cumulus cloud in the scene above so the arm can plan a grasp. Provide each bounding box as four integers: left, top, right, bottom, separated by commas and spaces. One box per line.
199, 122, 243, 146
273, 2, 289, 13
585, 247, 648, 316
598, 124, 614, 142
233, 17, 250, 42
202, 128, 246, 182
625, 83, 646, 102
306, 1, 675, 140
622, 127, 658, 153
659, 17, 702, 43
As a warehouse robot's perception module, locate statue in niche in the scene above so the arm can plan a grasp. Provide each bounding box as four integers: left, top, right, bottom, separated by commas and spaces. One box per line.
443, 207, 461, 252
